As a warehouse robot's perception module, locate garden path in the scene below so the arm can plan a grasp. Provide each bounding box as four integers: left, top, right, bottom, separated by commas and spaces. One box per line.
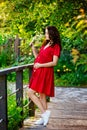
20, 87, 87, 130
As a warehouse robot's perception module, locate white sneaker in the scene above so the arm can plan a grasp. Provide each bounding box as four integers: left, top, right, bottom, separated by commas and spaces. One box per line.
34, 118, 44, 125
41, 110, 51, 126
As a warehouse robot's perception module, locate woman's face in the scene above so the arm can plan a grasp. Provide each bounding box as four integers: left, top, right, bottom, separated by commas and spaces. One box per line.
45, 28, 50, 40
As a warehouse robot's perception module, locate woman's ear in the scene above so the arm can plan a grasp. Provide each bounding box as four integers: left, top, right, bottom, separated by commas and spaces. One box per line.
50, 40, 53, 45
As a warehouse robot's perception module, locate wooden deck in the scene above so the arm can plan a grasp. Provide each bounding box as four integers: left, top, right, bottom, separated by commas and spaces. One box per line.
20, 87, 87, 130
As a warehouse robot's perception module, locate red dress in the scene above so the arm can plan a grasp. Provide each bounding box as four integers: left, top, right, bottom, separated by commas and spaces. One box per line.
29, 44, 61, 97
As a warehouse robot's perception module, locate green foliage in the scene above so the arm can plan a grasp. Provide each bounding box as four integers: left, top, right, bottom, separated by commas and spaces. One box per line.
7, 72, 16, 82
0, 35, 7, 45
0, 0, 87, 87
1, 0, 86, 38
0, 34, 15, 67
0, 47, 13, 67
0, 50, 7, 67
0, 1, 87, 130
8, 95, 22, 130
8, 90, 29, 130
54, 7, 87, 87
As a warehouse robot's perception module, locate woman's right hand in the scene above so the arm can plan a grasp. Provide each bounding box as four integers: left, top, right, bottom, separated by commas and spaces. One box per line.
30, 42, 34, 47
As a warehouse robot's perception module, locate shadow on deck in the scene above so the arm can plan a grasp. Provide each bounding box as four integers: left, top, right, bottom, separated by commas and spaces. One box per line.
20, 87, 87, 130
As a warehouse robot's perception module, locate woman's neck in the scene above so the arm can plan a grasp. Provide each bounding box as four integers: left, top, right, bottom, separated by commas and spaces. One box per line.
44, 42, 51, 49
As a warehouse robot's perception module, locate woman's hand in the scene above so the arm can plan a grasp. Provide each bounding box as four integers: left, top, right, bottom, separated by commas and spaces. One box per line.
30, 42, 34, 47
34, 56, 58, 69
34, 63, 41, 69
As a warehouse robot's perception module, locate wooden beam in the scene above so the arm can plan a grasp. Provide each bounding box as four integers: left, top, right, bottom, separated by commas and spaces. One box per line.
28, 67, 35, 117
0, 63, 33, 76
16, 70, 23, 127
0, 75, 8, 130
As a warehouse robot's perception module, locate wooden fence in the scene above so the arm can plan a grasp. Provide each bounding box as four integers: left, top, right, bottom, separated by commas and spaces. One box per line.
0, 63, 35, 130
0, 35, 21, 61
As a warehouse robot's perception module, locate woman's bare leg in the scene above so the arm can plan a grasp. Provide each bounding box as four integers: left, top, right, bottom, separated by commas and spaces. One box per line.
28, 88, 45, 113
39, 93, 47, 110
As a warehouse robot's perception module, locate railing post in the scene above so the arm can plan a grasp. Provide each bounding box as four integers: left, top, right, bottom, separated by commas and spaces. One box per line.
14, 35, 21, 61
0, 75, 8, 130
28, 67, 35, 116
16, 70, 23, 126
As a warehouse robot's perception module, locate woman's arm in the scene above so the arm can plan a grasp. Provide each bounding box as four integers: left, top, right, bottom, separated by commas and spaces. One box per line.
34, 55, 59, 69
30, 43, 38, 58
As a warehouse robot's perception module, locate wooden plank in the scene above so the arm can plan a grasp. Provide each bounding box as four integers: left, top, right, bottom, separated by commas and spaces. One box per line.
48, 118, 87, 127
0, 63, 33, 75
0, 75, 8, 130
16, 70, 23, 127
48, 102, 87, 111
20, 126, 49, 130
14, 35, 21, 59
20, 122, 87, 130
21, 87, 87, 130
16, 70, 23, 106
49, 110, 87, 119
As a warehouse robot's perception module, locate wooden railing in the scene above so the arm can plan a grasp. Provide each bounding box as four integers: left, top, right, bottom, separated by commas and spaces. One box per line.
0, 64, 35, 130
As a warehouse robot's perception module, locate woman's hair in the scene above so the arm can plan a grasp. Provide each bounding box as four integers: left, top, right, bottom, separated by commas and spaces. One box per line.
43, 26, 61, 50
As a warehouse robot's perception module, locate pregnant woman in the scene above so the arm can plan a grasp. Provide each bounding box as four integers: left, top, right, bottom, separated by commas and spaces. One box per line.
28, 26, 61, 126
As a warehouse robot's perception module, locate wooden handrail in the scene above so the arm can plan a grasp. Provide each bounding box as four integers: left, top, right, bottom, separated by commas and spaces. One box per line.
0, 63, 34, 130
0, 63, 33, 75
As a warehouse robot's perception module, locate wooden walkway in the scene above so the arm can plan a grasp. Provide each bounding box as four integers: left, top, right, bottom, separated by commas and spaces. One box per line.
20, 87, 87, 130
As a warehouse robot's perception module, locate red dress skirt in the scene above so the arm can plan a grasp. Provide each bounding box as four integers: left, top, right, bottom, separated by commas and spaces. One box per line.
28, 44, 60, 97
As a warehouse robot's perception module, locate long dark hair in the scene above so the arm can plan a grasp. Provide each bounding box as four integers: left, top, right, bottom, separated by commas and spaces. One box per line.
43, 26, 61, 50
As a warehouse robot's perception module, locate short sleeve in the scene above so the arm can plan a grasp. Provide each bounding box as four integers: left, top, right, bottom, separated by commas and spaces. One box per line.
53, 44, 61, 57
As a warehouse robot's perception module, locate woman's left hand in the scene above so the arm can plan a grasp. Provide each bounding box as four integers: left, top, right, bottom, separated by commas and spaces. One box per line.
34, 63, 42, 69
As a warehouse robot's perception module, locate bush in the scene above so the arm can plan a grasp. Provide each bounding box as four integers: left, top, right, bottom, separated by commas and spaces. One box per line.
8, 91, 29, 130
8, 95, 23, 130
